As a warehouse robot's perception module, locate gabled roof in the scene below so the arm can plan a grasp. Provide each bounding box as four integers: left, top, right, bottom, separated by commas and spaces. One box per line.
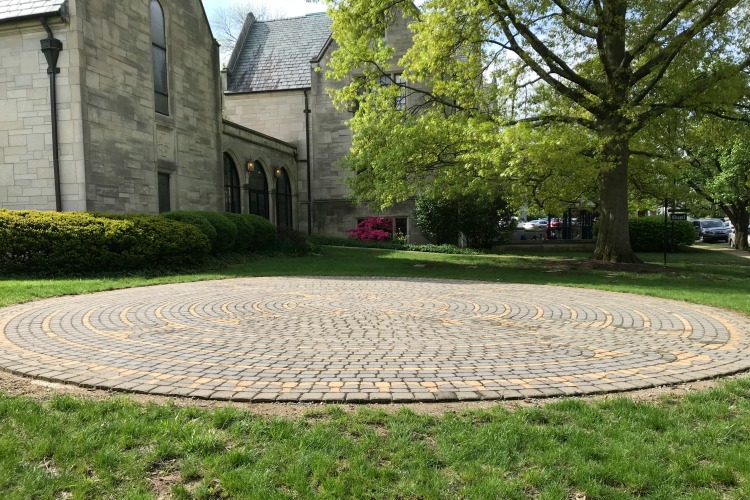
227, 12, 332, 94
0, 0, 66, 23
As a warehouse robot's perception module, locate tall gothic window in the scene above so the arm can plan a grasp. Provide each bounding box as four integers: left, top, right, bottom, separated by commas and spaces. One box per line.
276, 168, 293, 228
248, 161, 269, 219
224, 154, 241, 213
150, 0, 169, 115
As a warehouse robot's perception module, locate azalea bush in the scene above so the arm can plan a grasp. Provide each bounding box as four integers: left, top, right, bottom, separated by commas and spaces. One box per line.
347, 217, 393, 242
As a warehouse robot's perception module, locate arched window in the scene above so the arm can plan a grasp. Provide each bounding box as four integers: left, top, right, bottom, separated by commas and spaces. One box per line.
223, 154, 241, 213
247, 161, 269, 219
150, 0, 169, 115
275, 168, 293, 228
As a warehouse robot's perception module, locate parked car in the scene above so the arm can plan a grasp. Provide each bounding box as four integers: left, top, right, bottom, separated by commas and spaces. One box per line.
549, 218, 563, 229
523, 219, 548, 231
728, 226, 750, 247
692, 218, 731, 243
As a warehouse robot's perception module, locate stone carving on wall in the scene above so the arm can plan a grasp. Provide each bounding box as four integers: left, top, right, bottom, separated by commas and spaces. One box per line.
155, 128, 175, 164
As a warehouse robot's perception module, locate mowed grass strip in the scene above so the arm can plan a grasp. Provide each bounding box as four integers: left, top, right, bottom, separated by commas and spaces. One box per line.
2, 245, 750, 314
0, 246, 749, 498
0, 382, 749, 499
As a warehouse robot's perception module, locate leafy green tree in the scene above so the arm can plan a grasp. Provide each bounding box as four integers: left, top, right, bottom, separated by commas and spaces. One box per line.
324, 0, 750, 262
680, 116, 750, 250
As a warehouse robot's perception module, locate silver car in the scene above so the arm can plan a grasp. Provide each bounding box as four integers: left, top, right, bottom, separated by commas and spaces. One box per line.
728, 226, 750, 247
693, 219, 731, 243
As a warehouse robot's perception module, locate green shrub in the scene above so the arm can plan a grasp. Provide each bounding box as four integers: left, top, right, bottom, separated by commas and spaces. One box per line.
162, 211, 237, 254
628, 216, 695, 252
225, 213, 256, 252
97, 213, 211, 268
0, 210, 209, 275
198, 212, 238, 253
161, 211, 218, 250
245, 215, 276, 251
415, 193, 515, 249
276, 227, 312, 255
415, 197, 460, 245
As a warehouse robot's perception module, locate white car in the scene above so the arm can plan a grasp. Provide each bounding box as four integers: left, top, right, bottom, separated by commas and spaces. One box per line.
523, 219, 548, 231
728, 226, 750, 247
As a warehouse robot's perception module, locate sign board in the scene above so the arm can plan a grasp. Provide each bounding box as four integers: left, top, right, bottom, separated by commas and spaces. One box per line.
670, 213, 688, 221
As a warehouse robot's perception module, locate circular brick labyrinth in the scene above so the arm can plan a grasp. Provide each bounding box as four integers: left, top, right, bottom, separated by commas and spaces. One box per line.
0, 277, 749, 402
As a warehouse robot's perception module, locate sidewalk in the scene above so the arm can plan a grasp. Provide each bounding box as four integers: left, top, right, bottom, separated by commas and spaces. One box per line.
698, 244, 750, 259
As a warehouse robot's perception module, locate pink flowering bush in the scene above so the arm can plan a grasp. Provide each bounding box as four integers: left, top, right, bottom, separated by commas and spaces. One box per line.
347, 217, 393, 242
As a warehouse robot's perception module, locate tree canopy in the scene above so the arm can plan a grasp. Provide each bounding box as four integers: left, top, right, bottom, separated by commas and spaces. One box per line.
680, 114, 750, 249
325, 0, 750, 262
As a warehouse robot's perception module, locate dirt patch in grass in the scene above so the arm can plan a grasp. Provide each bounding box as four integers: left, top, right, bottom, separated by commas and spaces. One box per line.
0, 367, 747, 419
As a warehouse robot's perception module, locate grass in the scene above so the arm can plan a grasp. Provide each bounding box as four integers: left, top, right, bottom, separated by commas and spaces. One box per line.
3, 245, 750, 314
0, 245, 749, 498
1, 384, 749, 498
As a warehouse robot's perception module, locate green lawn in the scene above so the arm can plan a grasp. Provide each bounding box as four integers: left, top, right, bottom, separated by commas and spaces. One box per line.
1, 246, 749, 498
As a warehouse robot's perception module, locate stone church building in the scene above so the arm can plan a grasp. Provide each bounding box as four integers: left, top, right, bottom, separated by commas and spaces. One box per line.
0, 0, 424, 240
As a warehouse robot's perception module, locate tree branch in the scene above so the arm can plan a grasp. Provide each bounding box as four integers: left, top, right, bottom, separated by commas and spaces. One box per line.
630, 0, 737, 84
495, 1, 606, 98
492, 12, 603, 115
507, 114, 597, 128
626, 0, 697, 64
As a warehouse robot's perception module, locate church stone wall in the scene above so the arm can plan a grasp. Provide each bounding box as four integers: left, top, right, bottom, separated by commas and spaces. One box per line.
221, 120, 300, 229
72, 0, 223, 213
309, 12, 427, 242
0, 17, 86, 211
223, 89, 310, 229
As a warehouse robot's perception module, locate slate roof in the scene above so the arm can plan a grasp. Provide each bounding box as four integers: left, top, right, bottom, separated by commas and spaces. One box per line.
0, 0, 66, 23
227, 13, 332, 93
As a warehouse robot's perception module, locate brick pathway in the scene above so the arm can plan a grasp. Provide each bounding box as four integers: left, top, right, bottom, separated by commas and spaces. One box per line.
0, 277, 748, 402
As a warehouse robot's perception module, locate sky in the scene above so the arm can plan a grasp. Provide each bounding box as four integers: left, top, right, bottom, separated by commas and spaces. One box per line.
201, 0, 326, 19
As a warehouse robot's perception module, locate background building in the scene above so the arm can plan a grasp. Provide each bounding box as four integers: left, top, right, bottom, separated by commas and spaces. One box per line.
1, 0, 424, 240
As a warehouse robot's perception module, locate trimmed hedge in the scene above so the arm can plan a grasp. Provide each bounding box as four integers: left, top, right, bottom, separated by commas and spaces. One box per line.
198, 212, 238, 254
0, 210, 210, 275
629, 216, 695, 252
246, 214, 277, 251
161, 211, 218, 250
162, 211, 276, 254
162, 211, 237, 254
225, 213, 256, 252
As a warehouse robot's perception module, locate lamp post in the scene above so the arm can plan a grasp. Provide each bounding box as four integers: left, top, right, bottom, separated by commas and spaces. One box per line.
40, 18, 63, 212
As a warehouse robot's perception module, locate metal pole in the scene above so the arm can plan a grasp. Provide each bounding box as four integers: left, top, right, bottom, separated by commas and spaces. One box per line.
304, 90, 312, 235
49, 66, 62, 212
663, 198, 668, 266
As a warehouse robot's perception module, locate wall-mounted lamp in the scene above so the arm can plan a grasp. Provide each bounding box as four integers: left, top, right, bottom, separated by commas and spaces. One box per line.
246, 160, 254, 172
274, 168, 282, 177
346, 99, 359, 114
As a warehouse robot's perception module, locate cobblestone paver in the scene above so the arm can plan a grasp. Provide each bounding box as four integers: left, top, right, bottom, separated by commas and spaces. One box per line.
0, 277, 748, 402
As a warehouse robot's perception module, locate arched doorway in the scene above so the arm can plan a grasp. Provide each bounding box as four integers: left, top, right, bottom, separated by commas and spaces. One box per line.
247, 161, 269, 219
223, 153, 241, 213
275, 168, 293, 228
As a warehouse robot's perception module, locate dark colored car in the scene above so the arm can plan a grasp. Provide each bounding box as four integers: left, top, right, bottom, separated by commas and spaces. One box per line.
692, 218, 731, 243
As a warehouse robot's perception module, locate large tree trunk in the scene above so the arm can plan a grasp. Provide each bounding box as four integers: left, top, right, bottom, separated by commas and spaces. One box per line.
592, 136, 641, 263
733, 208, 749, 251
